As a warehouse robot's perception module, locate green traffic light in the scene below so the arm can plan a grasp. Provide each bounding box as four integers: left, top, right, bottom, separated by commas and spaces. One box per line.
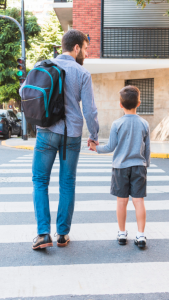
17, 70, 23, 77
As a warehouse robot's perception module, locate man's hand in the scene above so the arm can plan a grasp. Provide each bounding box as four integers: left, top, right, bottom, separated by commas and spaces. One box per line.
87, 138, 99, 151
87, 138, 99, 147
90, 142, 97, 152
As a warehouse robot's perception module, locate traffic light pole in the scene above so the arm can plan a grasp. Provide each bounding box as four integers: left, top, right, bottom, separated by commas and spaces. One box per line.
21, 0, 27, 140
0, 14, 25, 55
0, 12, 28, 140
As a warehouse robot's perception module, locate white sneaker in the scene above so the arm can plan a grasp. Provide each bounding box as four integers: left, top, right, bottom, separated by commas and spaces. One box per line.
134, 236, 146, 248
117, 231, 128, 245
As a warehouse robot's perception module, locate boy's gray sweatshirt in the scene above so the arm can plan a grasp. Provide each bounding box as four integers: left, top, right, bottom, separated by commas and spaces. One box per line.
96, 114, 150, 168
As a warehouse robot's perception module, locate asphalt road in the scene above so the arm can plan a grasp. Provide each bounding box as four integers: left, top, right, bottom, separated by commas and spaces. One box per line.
0, 141, 169, 300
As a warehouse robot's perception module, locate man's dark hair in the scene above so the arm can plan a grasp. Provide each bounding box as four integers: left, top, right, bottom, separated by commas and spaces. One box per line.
62, 29, 89, 52
119, 85, 140, 110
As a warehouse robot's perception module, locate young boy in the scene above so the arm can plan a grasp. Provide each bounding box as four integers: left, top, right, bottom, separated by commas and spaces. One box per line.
90, 85, 150, 248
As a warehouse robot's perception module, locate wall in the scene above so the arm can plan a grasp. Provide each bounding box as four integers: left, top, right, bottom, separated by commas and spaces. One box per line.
73, 0, 101, 58
82, 68, 169, 138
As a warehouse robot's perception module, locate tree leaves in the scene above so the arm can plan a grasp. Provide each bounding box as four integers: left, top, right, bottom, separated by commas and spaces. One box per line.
27, 11, 63, 65
0, 7, 41, 103
133, 0, 169, 9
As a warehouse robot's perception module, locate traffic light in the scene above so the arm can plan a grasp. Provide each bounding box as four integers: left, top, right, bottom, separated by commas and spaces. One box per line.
17, 58, 26, 85
53, 45, 62, 58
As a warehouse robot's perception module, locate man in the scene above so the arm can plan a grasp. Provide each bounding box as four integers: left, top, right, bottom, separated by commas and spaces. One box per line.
31, 30, 99, 249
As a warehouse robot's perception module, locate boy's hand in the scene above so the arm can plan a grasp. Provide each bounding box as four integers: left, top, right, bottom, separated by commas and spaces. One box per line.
87, 138, 99, 151
90, 142, 97, 152
87, 138, 99, 146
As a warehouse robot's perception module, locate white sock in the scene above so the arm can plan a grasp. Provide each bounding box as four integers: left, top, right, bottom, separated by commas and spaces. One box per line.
119, 230, 126, 235
137, 231, 144, 238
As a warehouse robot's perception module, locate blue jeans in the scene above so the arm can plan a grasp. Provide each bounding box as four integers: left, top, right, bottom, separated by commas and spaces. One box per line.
32, 128, 81, 235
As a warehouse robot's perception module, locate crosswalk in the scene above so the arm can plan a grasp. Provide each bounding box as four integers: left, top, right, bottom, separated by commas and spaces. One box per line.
1, 151, 169, 299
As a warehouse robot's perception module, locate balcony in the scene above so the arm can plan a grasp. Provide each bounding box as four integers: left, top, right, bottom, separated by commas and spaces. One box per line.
53, 0, 72, 32
102, 27, 169, 59
83, 58, 169, 75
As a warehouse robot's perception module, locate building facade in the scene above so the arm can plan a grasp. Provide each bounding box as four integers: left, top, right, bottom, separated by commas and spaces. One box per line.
53, 0, 169, 138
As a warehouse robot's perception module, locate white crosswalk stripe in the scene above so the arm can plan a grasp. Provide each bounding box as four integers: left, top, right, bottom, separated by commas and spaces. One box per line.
0, 167, 165, 173
0, 200, 169, 212
0, 152, 169, 299
0, 175, 167, 182
1, 222, 169, 243
0, 185, 169, 194
1, 262, 169, 298
1, 163, 116, 167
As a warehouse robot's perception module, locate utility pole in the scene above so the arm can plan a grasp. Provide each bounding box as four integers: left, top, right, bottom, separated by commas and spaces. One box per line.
21, 0, 27, 140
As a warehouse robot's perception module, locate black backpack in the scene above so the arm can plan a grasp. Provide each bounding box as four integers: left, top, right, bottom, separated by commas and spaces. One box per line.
21, 59, 67, 159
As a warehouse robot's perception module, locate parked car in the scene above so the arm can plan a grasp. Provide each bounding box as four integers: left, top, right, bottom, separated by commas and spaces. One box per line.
16, 111, 22, 128
16, 112, 22, 120
0, 109, 22, 139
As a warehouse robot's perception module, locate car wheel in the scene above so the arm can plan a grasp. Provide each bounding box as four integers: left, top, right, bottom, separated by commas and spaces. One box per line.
4, 129, 12, 139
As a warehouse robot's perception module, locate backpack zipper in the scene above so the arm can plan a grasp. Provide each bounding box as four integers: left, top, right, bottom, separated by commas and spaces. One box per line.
27, 68, 54, 107
22, 85, 49, 118
34, 68, 54, 104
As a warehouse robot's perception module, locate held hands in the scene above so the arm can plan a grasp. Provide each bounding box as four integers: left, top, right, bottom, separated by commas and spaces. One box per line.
90, 142, 97, 152
87, 138, 99, 152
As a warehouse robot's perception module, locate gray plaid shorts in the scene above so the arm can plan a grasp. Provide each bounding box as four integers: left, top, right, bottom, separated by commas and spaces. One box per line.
110, 166, 147, 198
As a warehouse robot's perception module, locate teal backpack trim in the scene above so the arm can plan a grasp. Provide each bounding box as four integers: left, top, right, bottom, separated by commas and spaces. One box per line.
52, 66, 62, 94
33, 67, 54, 105
22, 85, 48, 118
27, 67, 54, 106
23, 65, 62, 118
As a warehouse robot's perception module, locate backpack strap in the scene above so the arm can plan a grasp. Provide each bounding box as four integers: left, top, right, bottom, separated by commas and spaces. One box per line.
40, 60, 67, 160
63, 119, 67, 161
61, 70, 67, 161
39, 59, 54, 67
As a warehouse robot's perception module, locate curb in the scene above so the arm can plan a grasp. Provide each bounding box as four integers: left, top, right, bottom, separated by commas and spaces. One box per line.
1, 141, 34, 150
150, 153, 169, 159
1, 140, 169, 158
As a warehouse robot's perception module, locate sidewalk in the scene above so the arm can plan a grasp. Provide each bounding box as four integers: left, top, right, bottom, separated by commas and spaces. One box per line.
2, 137, 169, 158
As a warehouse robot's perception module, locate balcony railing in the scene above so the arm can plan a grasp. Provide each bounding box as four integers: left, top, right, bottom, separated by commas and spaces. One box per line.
102, 27, 169, 58
54, 0, 72, 2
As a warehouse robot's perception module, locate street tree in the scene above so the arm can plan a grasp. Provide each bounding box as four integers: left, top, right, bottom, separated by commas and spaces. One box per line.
27, 11, 63, 66
0, 7, 41, 105
133, 0, 169, 10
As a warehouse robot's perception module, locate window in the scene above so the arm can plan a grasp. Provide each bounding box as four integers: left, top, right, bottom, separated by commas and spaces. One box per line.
8, 111, 17, 120
11, 112, 17, 121
125, 78, 154, 114
0, 110, 6, 118
102, 1, 169, 58
8, 111, 13, 119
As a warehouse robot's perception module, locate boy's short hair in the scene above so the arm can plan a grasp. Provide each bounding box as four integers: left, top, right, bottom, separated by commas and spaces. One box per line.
62, 29, 89, 52
119, 85, 140, 110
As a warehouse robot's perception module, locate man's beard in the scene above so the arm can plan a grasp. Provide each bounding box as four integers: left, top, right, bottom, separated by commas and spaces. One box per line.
76, 49, 84, 66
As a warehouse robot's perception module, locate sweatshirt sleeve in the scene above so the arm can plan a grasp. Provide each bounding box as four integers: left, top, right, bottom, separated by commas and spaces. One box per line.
145, 125, 150, 167
96, 123, 118, 154
81, 73, 99, 141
